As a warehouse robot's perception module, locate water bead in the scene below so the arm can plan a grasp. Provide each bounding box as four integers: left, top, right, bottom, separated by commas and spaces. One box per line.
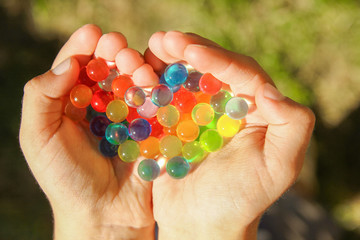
191, 103, 214, 126
98, 69, 118, 91
118, 140, 140, 163
195, 91, 212, 104
65, 100, 87, 122
106, 100, 129, 122
183, 71, 202, 92
176, 120, 199, 142
91, 90, 114, 112
164, 63, 188, 86
210, 90, 232, 114
127, 107, 141, 122
90, 115, 111, 137
217, 114, 241, 138
70, 84, 93, 108
137, 97, 159, 119
148, 117, 163, 138
157, 105, 180, 127
159, 74, 181, 93
166, 156, 190, 179
105, 123, 129, 145
112, 75, 134, 98
205, 113, 221, 129
78, 67, 96, 87
225, 97, 249, 120
172, 88, 197, 113
139, 136, 160, 158
199, 73, 222, 95
124, 86, 146, 108
99, 138, 119, 157
86, 58, 110, 82
163, 126, 177, 136
151, 84, 173, 107
128, 118, 152, 141
182, 141, 205, 163
138, 159, 160, 181
199, 129, 223, 152
159, 135, 182, 158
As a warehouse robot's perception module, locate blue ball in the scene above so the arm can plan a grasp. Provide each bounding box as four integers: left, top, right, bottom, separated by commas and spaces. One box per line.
137, 159, 160, 181
166, 156, 190, 179
159, 74, 181, 93
99, 138, 119, 157
90, 115, 111, 137
164, 63, 188, 87
105, 123, 129, 145
129, 118, 152, 141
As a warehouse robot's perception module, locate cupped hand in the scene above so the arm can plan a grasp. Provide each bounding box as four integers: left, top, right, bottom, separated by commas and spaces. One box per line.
19, 24, 158, 240
146, 31, 315, 240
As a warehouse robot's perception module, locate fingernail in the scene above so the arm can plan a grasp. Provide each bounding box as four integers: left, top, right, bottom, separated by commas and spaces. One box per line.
52, 58, 71, 75
263, 83, 286, 101
188, 44, 208, 49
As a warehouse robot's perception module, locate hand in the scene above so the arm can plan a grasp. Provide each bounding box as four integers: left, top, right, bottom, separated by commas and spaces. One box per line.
147, 31, 315, 240
19, 24, 159, 240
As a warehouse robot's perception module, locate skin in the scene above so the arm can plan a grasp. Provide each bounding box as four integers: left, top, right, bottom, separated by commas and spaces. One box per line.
19, 25, 315, 240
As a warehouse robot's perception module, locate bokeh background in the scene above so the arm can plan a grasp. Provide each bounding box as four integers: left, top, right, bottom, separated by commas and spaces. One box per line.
0, 0, 359, 239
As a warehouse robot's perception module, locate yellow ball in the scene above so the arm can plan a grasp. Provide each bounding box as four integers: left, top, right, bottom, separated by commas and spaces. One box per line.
106, 100, 129, 122
157, 105, 180, 127
216, 114, 241, 137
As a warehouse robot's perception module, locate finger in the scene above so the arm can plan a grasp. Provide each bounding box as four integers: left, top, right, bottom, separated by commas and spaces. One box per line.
94, 32, 128, 61
20, 57, 80, 153
144, 48, 167, 75
255, 83, 315, 187
148, 31, 178, 63
115, 48, 145, 75
132, 64, 159, 87
52, 24, 102, 68
183, 44, 274, 96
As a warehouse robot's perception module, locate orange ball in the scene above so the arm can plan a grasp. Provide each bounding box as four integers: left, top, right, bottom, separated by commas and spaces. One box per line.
176, 120, 200, 142
70, 84, 93, 108
112, 75, 134, 98
139, 136, 160, 158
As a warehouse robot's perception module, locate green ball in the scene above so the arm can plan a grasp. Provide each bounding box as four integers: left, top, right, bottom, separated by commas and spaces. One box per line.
182, 141, 205, 163
118, 140, 140, 162
210, 90, 232, 114
137, 159, 160, 181
199, 129, 223, 152
166, 156, 190, 179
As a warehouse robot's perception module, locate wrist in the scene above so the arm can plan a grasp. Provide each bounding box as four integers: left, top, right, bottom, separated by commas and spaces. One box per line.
53, 210, 155, 240
157, 216, 260, 240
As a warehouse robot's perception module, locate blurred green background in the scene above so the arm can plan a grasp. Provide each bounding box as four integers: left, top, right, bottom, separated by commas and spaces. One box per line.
0, 0, 359, 239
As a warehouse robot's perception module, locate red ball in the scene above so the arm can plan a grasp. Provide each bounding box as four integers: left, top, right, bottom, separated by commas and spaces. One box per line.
112, 75, 134, 98
91, 90, 114, 112
148, 117, 163, 138
126, 107, 142, 123
172, 87, 197, 113
77, 67, 96, 87
86, 58, 110, 82
199, 73, 222, 95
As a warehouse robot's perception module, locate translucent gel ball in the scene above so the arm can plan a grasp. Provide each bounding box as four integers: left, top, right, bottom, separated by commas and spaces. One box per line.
183, 70, 202, 92
118, 140, 140, 163
191, 103, 215, 126
98, 69, 118, 92
137, 97, 159, 119
199, 129, 223, 152
199, 73, 222, 95
138, 159, 160, 181
91, 90, 114, 112
112, 75, 134, 98
139, 136, 160, 159
105, 123, 129, 145
99, 137, 119, 157
159, 74, 181, 93
176, 120, 199, 142
124, 86, 146, 108
157, 105, 180, 128
172, 88, 197, 113
210, 90, 232, 114
70, 84, 93, 108
151, 84, 173, 107
90, 115, 111, 137
129, 118, 152, 141
159, 135, 182, 158
182, 141, 205, 163
86, 58, 110, 82
164, 63, 188, 87
225, 97, 249, 120
65, 101, 87, 122
106, 100, 129, 122
217, 114, 241, 138
166, 156, 190, 179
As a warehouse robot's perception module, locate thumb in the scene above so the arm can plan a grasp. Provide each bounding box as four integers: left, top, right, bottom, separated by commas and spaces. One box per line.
20, 57, 80, 152
255, 83, 315, 185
